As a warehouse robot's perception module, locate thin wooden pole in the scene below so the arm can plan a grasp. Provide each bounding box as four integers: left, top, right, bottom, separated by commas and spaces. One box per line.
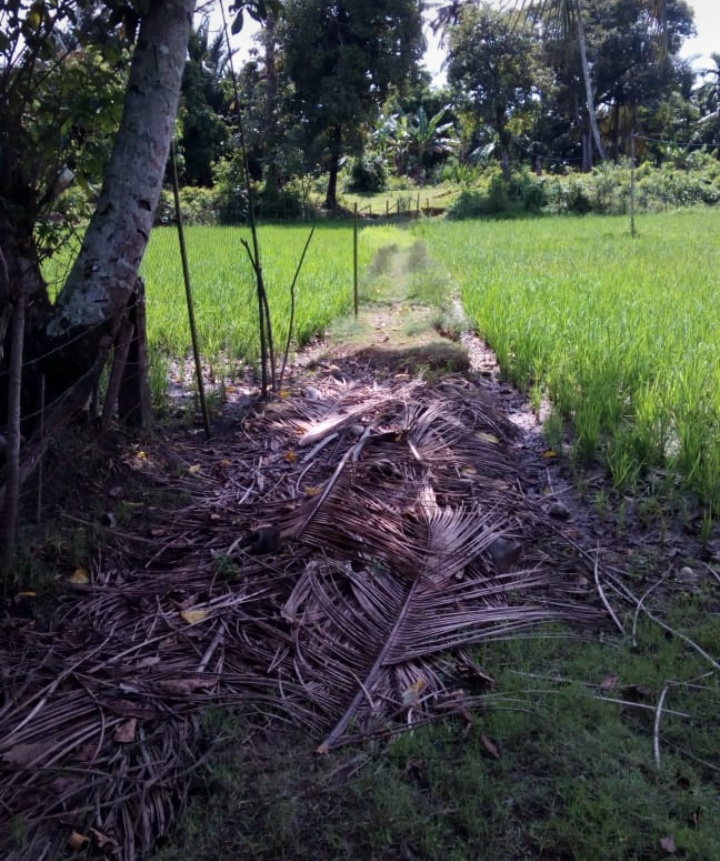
353, 203, 359, 319
171, 142, 211, 440
630, 130, 637, 238
36, 374, 45, 524
2, 291, 25, 570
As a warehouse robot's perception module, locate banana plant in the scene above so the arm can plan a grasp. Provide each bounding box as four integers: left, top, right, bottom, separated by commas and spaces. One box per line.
374, 105, 458, 182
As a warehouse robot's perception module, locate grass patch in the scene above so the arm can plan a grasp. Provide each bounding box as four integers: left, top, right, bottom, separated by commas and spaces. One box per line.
156, 601, 720, 861
342, 184, 459, 217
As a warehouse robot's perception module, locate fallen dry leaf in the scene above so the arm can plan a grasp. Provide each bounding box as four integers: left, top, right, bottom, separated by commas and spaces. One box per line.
69, 567, 90, 585
89, 827, 113, 850
67, 830, 90, 851
480, 734, 501, 759
1, 740, 55, 767
51, 774, 85, 796
114, 718, 137, 743
402, 677, 427, 708
72, 742, 99, 763
180, 608, 209, 625
155, 675, 220, 695
660, 834, 676, 853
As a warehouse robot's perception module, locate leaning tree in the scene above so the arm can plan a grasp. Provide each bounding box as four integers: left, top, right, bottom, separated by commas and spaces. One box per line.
0, 0, 201, 442
0, 0, 277, 559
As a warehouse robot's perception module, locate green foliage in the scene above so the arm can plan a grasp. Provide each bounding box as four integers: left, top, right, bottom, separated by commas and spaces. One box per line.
211, 154, 250, 225
279, 0, 424, 205
345, 154, 388, 193
155, 186, 219, 226
445, 169, 547, 218
178, 21, 230, 187
255, 184, 314, 221
373, 105, 458, 183
1, 4, 131, 257
447, 4, 544, 179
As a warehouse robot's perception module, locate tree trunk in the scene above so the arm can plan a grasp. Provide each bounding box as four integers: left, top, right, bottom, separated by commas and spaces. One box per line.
574, 0, 606, 162
581, 122, 593, 173
496, 109, 511, 181
32, 0, 196, 428
262, 13, 281, 201
325, 124, 343, 210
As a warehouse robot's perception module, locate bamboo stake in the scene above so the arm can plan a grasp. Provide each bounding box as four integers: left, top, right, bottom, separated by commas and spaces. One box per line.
220, 2, 275, 395
2, 288, 25, 571
171, 142, 211, 440
353, 203, 359, 318
630, 129, 637, 237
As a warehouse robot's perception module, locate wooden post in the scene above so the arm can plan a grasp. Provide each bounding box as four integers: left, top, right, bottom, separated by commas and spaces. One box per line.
170, 142, 211, 438
630, 130, 637, 238
1, 290, 25, 570
102, 318, 135, 430
353, 202, 359, 319
36, 374, 45, 524
118, 279, 153, 431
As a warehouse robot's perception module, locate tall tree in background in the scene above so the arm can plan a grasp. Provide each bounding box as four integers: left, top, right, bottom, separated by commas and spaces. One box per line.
695, 52, 720, 147
533, 0, 608, 164
521, 0, 694, 166
447, 4, 543, 179
279, 0, 424, 209
180, 19, 230, 186
591, 0, 694, 158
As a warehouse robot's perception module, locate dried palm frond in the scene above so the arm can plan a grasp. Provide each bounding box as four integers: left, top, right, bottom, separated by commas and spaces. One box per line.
0, 369, 599, 860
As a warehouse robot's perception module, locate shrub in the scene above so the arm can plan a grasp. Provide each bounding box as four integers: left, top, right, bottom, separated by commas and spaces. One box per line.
345, 154, 387, 193
445, 190, 488, 220
154, 186, 219, 226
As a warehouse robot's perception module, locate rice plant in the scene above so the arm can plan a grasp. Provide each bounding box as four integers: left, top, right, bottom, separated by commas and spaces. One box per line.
415, 210, 720, 510
140, 223, 374, 390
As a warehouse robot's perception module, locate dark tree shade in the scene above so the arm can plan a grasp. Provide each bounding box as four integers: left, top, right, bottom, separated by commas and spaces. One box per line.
279, 0, 424, 208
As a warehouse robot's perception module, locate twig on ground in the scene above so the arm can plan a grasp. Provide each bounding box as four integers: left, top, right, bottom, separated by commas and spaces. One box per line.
704, 563, 720, 587
639, 606, 720, 672
654, 684, 670, 771
593, 546, 625, 634
631, 573, 668, 648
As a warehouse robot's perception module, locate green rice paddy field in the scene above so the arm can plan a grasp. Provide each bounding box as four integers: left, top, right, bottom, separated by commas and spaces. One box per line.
140, 222, 374, 390
415, 210, 720, 511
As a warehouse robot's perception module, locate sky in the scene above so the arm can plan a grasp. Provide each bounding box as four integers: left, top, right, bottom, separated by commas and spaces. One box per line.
204, 0, 718, 84
679, 0, 717, 70
423, 0, 718, 82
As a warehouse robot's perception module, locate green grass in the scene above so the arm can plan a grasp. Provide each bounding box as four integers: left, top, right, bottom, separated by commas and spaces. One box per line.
156, 598, 720, 861
414, 209, 720, 511
141, 223, 374, 377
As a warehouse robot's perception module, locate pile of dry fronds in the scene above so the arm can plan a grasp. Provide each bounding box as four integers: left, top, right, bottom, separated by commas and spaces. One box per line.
0, 368, 598, 860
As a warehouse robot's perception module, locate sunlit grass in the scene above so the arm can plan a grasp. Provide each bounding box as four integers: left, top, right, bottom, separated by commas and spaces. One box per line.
142, 223, 372, 362
415, 209, 720, 510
